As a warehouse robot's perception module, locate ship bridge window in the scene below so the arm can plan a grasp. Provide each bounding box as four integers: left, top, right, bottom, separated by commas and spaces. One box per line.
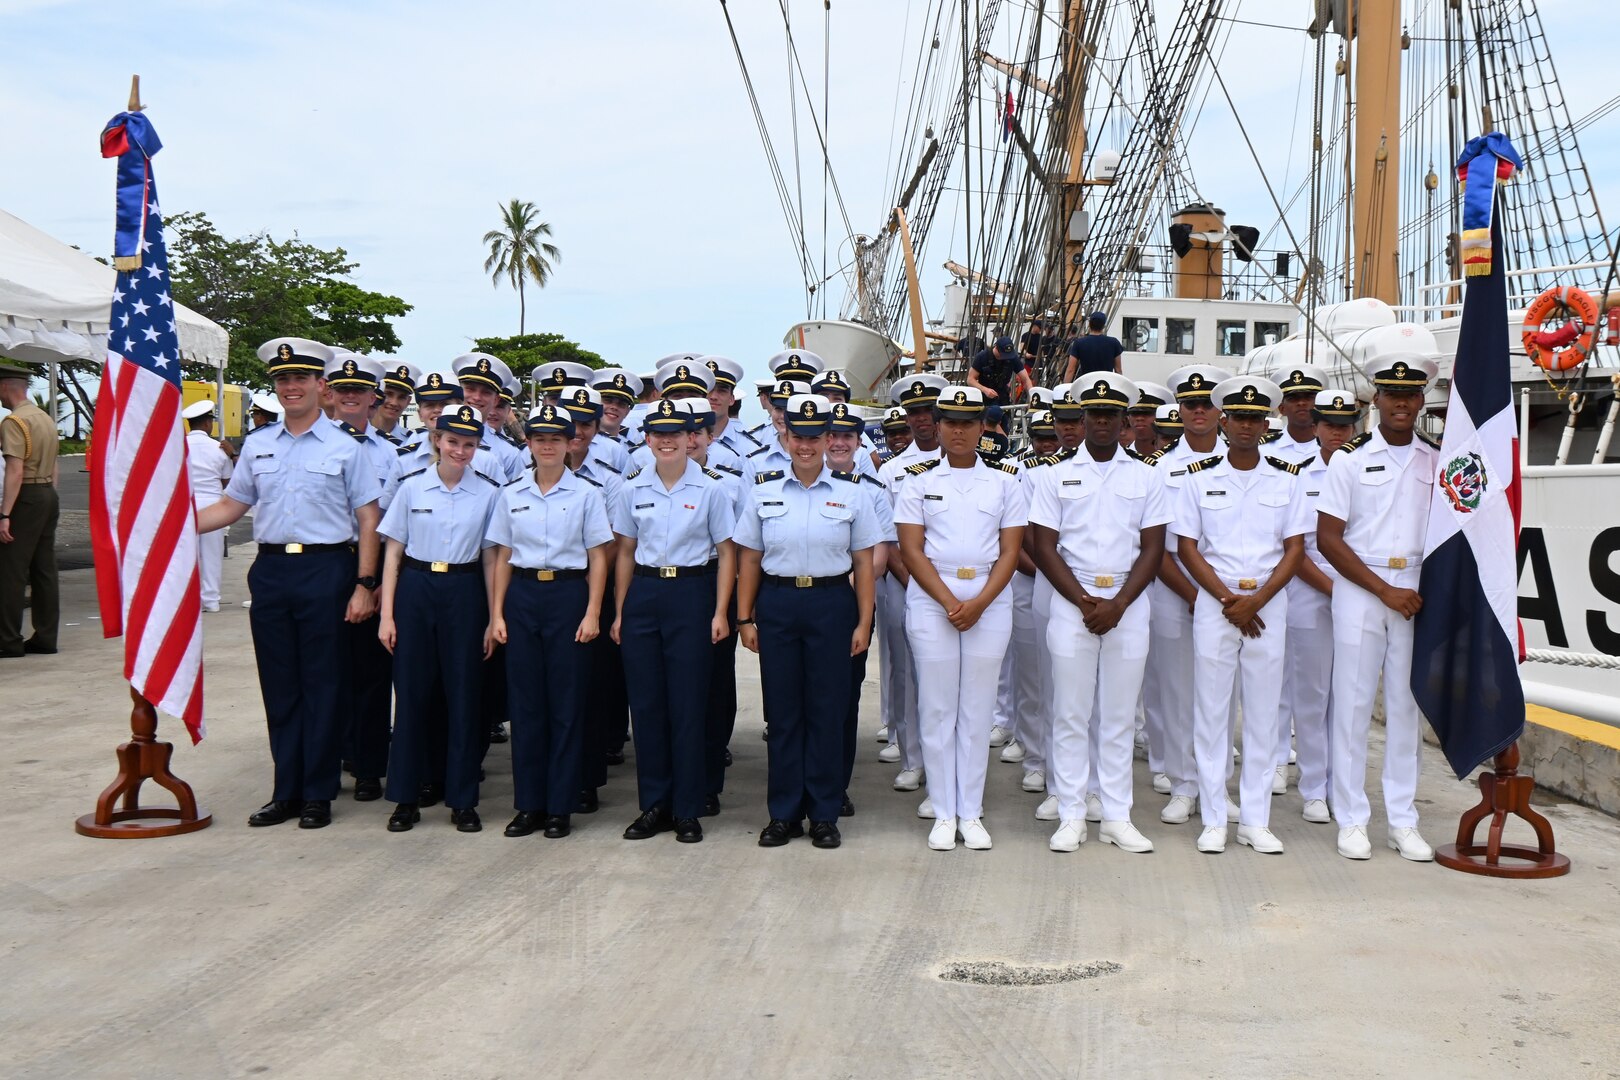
1122, 316, 1159, 353
1166, 318, 1196, 356
1217, 320, 1247, 357
1255, 321, 1290, 347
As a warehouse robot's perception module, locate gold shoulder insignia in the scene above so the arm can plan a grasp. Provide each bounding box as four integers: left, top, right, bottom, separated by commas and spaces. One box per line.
626, 466, 645, 480
702, 467, 724, 481
395, 444, 416, 456
829, 469, 857, 482
1125, 447, 1145, 461
1339, 432, 1372, 454
904, 458, 942, 475
1260, 429, 1283, 444
993, 460, 1020, 475
1186, 455, 1225, 474
1265, 455, 1302, 475
1144, 436, 1181, 465
755, 469, 784, 484
1416, 430, 1441, 450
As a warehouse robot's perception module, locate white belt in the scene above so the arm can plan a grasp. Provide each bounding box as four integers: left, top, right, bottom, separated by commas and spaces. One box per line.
1074, 569, 1131, 589
1355, 553, 1422, 570
1223, 574, 1274, 592
932, 560, 992, 581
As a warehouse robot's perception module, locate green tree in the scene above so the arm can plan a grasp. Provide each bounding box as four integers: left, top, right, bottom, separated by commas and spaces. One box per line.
482, 200, 560, 334
165, 211, 412, 386
472, 333, 603, 397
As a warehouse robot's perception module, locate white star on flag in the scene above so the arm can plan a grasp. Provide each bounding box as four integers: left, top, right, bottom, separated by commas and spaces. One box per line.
132, 299, 150, 316
142, 326, 160, 342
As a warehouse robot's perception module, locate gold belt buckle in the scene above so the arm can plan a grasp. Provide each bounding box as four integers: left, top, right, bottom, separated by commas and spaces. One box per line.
956, 567, 977, 580
284, 543, 304, 554
1094, 574, 1115, 588
536, 569, 556, 582
430, 561, 449, 573
1387, 557, 1407, 569
1238, 578, 1258, 590
794, 575, 814, 588
659, 566, 678, 579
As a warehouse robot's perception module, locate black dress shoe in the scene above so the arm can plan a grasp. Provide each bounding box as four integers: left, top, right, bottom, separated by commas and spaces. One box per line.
297, 801, 332, 829
623, 808, 671, 840
543, 814, 571, 838
760, 725, 769, 741
576, 788, 599, 814
604, 748, 625, 766
418, 782, 444, 807
723, 748, 733, 767
674, 818, 703, 843
0, 648, 24, 659
387, 804, 420, 832
22, 640, 56, 655
248, 800, 299, 827
809, 821, 842, 849
788, 819, 806, 838
758, 819, 795, 847
342, 759, 356, 775
505, 811, 543, 837
353, 777, 382, 802
488, 723, 509, 744
840, 794, 855, 818
451, 807, 482, 833
702, 794, 721, 817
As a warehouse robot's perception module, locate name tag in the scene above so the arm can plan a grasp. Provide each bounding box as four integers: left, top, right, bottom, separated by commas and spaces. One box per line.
1062, 479, 1083, 486
635, 502, 654, 510
410, 507, 432, 513
254, 453, 275, 460
761, 500, 783, 507
1207, 489, 1226, 496
1170, 469, 1187, 477
1365, 465, 1385, 473
1306, 489, 1320, 496
825, 501, 846, 509
924, 494, 944, 501
511, 506, 531, 513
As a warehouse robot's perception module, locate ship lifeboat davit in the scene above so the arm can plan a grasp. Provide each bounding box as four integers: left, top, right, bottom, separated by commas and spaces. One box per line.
783, 320, 904, 404
1522, 285, 1598, 371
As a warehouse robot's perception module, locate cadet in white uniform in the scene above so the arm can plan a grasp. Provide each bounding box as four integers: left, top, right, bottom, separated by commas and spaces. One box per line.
894, 386, 1028, 852
1029, 373, 1170, 853
1171, 376, 1308, 855
183, 400, 233, 612
1316, 355, 1440, 863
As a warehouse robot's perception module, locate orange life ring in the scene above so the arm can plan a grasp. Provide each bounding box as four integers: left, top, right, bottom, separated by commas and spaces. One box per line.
1522, 285, 1598, 371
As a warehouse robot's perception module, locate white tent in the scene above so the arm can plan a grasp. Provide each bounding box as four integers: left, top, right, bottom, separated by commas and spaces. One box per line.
0, 207, 228, 368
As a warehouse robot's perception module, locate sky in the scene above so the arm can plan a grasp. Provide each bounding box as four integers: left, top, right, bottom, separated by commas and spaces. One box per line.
3, 0, 1615, 394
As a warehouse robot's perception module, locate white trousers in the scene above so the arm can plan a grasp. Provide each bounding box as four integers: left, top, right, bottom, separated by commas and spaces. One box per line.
1145, 580, 1197, 797
877, 573, 923, 771
1022, 574, 1055, 774
1192, 587, 1287, 828
1329, 569, 1424, 829
996, 572, 1038, 744
1047, 587, 1150, 822
1282, 573, 1335, 801
907, 576, 1013, 821
195, 493, 223, 608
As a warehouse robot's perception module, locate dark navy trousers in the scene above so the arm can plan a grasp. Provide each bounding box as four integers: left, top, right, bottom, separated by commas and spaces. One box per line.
347, 612, 393, 781
583, 574, 628, 791
248, 548, 354, 802
504, 576, 591, 815
757, 580, 856, 823
843, 648, 869, 795
704, 592, 738, 797
620, 573, 714, 820
385, 566, 487, 809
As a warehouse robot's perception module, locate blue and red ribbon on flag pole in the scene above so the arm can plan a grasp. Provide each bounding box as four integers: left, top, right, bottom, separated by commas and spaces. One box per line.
99, 109, 163, 272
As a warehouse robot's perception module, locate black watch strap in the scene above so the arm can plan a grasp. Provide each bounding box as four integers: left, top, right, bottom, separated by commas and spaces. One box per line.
356, 575, 380, 589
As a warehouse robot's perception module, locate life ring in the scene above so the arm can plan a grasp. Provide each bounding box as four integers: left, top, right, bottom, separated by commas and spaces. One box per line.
1523, 285, 1598, 371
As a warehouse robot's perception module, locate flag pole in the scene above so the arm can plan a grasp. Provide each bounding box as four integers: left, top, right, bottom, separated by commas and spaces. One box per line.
1434, 744, 1569, 877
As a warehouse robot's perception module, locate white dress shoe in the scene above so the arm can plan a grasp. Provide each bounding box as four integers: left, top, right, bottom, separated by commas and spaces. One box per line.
988, 724, 1011, 748
878, 742, 901, 764
1302, 799, 1331, 824
960, 818, 992, 850
1197, 826, 1227, 853
1226, 801, 1240, 823
1231, 743, 1241, 763
1049, 819, 1086, 852
1272, 764, 1288, 795
928, 817, 957, 851
875, 725, 889, 742
1085, 793, 1103, 823
1021, 770, 1046, 794
1388, 827, 1435, 862
1288, 745, 1297, 764
1160, 795, 1196, 824
1099, 819, 1154, 853
1236, 825, 1285, 854
1337, 825, 1373, 860
916, 796, 936, 819
1034, 794, 1060, 821
892, 768, 923, 792
999, 739, 1026, 763
1152, 772, 1172, 795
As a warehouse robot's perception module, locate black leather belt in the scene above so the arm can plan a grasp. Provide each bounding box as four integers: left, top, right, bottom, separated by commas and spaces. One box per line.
633, 560, 718, 580
511, 566, 588, 582
257, 542, 355, 555
763, 572, 850, 589
404, 556, 480, 575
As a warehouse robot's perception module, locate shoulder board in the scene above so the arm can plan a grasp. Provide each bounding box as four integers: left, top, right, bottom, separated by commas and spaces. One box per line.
1186, 455, 1225, 474
747, 444, 772, 458
741, 428, 765, 446
378, 429, 403, 446
713, 464, 743, 477
702, 467, 724, 481
1265, 455, 1303, 475
504, 474, 526, 487
755, 470, 784, 485
473, 469, 499, 486
1296, 454, 1317, 471
597, 461, 622, 475
904, 458, 943, 475
1125, 447, 1146, 461
576, 473, 603, 488
1035, 447, 1077, 467
855, 473, 883, 485
338, 421, 366, 441
626, 467, 644, 480
1260, 429, 1283, 444
401, 467, 426, 480
1416, 430, 1440, 450
1144, 437, 1181, 464
1339, 432, 1372, 454
245, 421, 280, 438
395, 444, 417, 456
829, 469, 858, 483
989, 459, 1020, 475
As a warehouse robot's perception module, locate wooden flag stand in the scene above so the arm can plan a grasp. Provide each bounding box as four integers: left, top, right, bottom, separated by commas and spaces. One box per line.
1435, 742, 1569, 878
75, 687, 211, 838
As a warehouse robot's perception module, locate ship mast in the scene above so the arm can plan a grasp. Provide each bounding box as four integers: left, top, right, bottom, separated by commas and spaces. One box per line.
1347, 0, 1403, 304
1058, 0, 1089, 333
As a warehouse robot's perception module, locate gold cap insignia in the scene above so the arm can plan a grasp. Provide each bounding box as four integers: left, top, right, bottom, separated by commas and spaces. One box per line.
476, 357, 491, 374
1094, 379, 1110, 397
458, 406, 474, 423
1242, 385, 1257, 402
541, 405, 555, 421
832, 403, 847, 418
953, 390, 968, 405
705, 359, 718, 371
574, 388, 590, 404
1333, 395, 1346, 409
911, 381, 924, 396
1189, 373, 1205, 389
342, 359, 358, 377
276, 343, 293, 361
614, 373, 627, 387
395, 365, 410, 380
659, 400, 675, 416
1168, 408, 1181, 422
1393, 361, 1409, 379
800, 400, 816, 418
427, 372, 442, 388
676, 365, 690, 381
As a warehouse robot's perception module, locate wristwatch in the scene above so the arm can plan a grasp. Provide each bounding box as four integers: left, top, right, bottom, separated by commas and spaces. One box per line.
736, 617, 756, 626
356, 575, 380, 590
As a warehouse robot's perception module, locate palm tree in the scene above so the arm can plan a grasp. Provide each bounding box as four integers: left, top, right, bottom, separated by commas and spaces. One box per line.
482, 199, 560, 334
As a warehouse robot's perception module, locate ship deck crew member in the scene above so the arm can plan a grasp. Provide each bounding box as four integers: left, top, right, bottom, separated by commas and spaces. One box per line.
198, 338, 383, 829
454, 353, 528, 482
0, 360, 59, 658
376, 403, 501, 833
182, 400, 233, 613
824, 400, 895, 815
1029, 373, 1168, 852
372, 362, 419, 446
592, 368, 642, 443
1146, 364, 1232, 827
1285, 388, 1360, 825
736, 394, 879, 849
1316, 355, 1440, 863
700, 355, 763, 459
611, 398, 737, 844
894, 385, 1028, 852
489, 403, 614, 839
875, 374, 949, 791
879, 406, 913, 459
1171, 376, 1308, 855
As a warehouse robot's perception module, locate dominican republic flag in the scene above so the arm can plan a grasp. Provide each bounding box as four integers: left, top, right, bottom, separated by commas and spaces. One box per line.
88, 107, 205, 743
1410, 133, 1524, 778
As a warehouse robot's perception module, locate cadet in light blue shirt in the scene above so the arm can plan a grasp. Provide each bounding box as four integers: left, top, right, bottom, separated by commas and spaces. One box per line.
453, 352, 528, 482
744, 378, 810, 476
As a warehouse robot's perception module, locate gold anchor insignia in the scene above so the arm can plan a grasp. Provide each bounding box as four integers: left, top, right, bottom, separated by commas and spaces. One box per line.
660, 400, 675, 415
395, 366, 409, 380
277, 344, 293, 361
427, 372, 442, 388
1393, 361, 1409, 379
1189, 373, 1204, 389
676, 365, 690, 380
954, 390, 968, 405
778, 381, 794, 395
476, 358, 491, 373
1063, 390, 1076, 403
789, 353, 801, 364
1168, 409, 1180, 422
459, 406, 474, 423
1094, 380, 1109, 397
911, 381, 924, 396
833, 403, 847, 418
552, 367, 566, 382
541, 405, 555, 421
801, 400, 816, 418
343, 359, 358, 376
705, 359, 718, 371
1333, 395, 1346, 409
1242, 385, 1257, 402
574, 388, 589, 404
614, 374, 627, 387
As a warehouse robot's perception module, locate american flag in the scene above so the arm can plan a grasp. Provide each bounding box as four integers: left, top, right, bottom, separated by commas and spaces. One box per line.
88, 109, 204, 742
